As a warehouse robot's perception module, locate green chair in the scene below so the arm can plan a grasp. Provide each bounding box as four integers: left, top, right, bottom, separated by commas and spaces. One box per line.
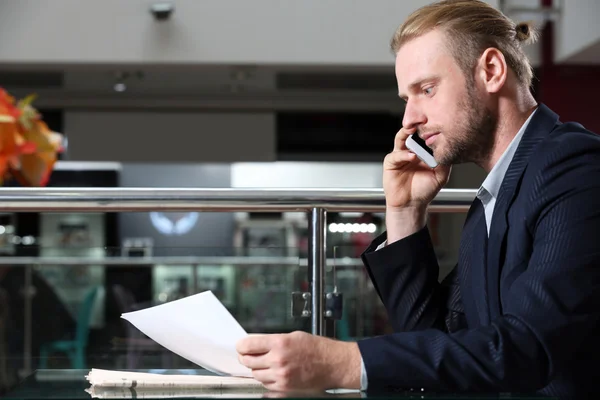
38, 286, 99, 369
336, 303, 353, 341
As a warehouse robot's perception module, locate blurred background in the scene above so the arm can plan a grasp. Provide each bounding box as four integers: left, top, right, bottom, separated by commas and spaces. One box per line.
0, 0, 598, 394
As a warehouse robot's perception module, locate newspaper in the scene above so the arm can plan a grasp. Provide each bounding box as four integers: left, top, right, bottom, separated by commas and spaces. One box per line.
85, 369, 264, 390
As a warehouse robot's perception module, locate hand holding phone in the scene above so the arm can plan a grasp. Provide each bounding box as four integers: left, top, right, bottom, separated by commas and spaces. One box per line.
383, 128, 448, 243
405, 133, 438, 168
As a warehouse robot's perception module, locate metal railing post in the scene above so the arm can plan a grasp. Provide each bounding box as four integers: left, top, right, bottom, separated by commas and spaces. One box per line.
309, 207, 326, 336
22, 264, 33, 377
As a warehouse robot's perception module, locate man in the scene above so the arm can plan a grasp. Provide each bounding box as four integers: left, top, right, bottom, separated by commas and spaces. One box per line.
237, 0, 600, 396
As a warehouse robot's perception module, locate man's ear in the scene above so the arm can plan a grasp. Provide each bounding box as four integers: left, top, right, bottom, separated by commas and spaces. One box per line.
476, 47, 507, 94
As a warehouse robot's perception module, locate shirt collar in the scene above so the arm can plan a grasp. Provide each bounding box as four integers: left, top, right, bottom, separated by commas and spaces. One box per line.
478, 108, 537, 200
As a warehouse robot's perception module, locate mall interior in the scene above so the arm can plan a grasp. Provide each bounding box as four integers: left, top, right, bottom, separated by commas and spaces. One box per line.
0, 0, 599, 397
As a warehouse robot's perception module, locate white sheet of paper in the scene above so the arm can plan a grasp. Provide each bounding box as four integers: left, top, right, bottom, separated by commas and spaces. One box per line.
121, 291, 252, 377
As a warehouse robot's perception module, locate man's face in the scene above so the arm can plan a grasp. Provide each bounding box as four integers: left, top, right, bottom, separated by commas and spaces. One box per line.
395, 29, 496, 165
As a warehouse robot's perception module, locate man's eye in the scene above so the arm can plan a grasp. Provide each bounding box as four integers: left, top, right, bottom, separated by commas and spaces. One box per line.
423, 87, 434, 96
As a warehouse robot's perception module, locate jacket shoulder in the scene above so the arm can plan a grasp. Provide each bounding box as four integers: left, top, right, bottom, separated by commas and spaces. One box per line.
529, 121, 600, 172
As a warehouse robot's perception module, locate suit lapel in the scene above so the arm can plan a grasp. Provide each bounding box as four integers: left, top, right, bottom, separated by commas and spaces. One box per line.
485, 104, 560, 319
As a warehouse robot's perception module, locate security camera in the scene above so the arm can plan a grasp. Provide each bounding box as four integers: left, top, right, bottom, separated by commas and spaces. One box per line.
150, 2, 174, 21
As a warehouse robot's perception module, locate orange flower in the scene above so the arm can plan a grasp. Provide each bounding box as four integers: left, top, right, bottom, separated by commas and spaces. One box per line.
0, 88, 20, 121
0, 121, 23, 185
0, 87, 63, 186
19, 120, 63, 186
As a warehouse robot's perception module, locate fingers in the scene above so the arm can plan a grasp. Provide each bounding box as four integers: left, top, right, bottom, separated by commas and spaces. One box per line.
236, 334, 272, 355
239, 354, 270, 369
393, 127, 417, 151
251, 368, 276, 386
238, 353, 276, 388
383, 149, 417, 169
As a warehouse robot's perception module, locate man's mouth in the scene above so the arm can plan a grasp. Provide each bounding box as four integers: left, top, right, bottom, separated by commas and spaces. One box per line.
421, 132, 440, 147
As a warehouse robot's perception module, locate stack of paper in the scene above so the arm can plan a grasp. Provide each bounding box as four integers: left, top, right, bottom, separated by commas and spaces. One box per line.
86, 387, 263, 399
86, 369, 264, 389
86, 387, 265, 399
85, 369, 266, 398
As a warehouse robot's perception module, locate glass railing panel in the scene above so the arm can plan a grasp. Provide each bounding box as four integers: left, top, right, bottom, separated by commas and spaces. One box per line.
330, 212, 459, 341
0, 245, 312, 395
330, 246, 391, 342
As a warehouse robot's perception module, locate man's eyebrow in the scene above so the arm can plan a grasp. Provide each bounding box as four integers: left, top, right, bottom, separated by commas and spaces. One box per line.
398, 75, 441, 100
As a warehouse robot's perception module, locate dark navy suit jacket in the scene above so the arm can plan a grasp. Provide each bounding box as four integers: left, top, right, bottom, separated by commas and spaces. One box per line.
358, 104, 600, 398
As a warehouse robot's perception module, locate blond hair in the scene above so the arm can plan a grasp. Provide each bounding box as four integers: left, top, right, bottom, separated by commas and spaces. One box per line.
391, 0, 538, 88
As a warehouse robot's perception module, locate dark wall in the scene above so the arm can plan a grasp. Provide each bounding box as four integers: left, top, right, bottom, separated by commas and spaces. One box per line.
537, 15, 600, 135
119, 163, 234, 256
119, 164, 233, 256
538, 65, 600, 134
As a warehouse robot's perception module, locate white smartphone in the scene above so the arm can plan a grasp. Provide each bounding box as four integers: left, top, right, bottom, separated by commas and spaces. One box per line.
405, 133, 438, 168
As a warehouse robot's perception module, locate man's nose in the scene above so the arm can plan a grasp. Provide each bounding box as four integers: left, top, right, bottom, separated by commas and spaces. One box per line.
402, 99, 426, 129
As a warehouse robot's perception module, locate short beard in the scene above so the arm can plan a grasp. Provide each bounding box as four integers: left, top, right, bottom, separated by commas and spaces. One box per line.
435, 89, 497, 166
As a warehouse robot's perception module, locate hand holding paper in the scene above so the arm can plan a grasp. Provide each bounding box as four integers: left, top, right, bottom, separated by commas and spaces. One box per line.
88, 290, 360, 395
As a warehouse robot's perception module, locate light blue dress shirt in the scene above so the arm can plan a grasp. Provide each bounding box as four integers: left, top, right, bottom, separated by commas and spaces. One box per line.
360, 108, 537, 391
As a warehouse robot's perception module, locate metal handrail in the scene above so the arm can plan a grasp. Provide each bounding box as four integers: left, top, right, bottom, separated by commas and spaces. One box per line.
0, 187, 477, 212
0, 256, 364, 266
0, 187, 477, 376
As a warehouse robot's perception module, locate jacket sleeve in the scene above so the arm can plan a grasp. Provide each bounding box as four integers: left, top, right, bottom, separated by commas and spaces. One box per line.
357, 136, 600, 392
361, 227, 465, 333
